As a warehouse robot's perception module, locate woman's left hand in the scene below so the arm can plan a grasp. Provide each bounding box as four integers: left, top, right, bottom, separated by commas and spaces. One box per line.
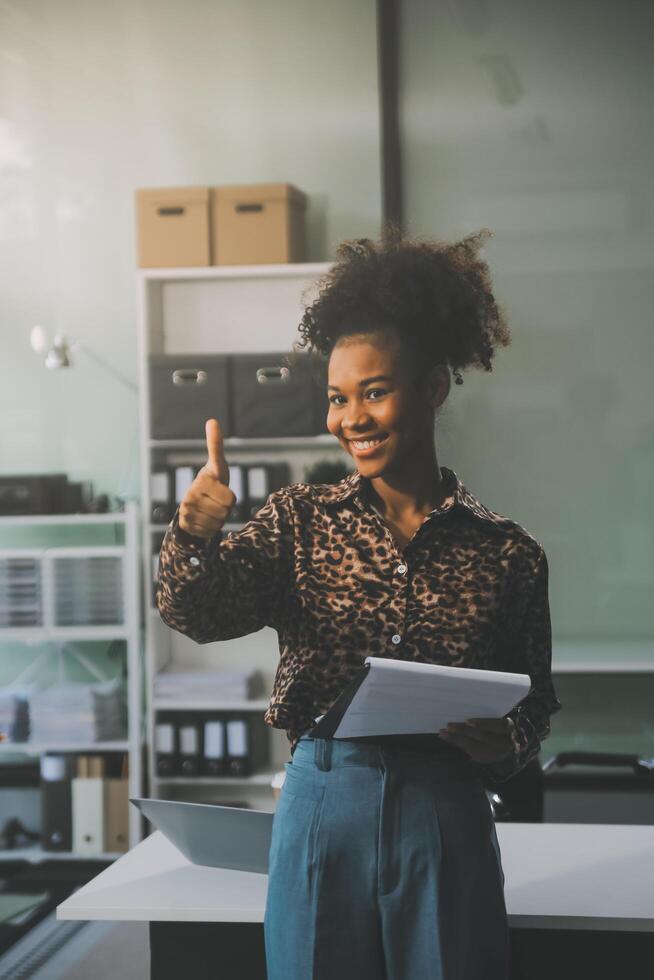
438, 717, 514, 764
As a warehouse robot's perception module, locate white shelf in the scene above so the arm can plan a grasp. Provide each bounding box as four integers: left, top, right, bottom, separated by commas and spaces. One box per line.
152, 700, 269, 712
0, 847, 124, 862
0, 512, 128, 527
149, 434, 338, 449
0, 500, 144, 851
153, 766, 280, 786
0, 740, 130, 755
138, 261, 330, 282
149, 521, 241, 533
0, 627, 131, 642
138, 262, 332, 808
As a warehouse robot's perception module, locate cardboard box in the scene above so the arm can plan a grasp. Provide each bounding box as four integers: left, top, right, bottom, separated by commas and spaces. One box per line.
211, 182, 307, 266
136, 186, 211, 267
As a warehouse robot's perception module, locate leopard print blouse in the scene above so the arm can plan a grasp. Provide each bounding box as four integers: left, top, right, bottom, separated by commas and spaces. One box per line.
156, 465, 561, 783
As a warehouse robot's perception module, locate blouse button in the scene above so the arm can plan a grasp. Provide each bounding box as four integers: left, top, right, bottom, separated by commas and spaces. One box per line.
396, 563, 407, 575
391, 634, 402, 644
189, 556, 201, 566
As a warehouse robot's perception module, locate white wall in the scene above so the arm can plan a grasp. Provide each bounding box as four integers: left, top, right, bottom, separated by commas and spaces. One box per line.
0, 0, 381, 500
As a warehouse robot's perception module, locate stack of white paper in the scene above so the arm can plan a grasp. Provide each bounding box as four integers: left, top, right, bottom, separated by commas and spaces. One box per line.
318, 656, 531, 738
29, 681, 97, 743
153, 667, 261, 704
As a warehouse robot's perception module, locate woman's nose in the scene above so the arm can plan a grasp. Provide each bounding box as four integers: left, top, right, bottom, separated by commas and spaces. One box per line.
343, 414, 374, 430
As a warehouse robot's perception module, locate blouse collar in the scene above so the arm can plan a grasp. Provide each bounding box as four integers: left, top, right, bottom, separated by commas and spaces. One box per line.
311, 465, 508, 528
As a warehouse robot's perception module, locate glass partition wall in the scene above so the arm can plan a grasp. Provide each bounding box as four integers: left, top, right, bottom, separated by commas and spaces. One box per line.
399, 0, 654, 778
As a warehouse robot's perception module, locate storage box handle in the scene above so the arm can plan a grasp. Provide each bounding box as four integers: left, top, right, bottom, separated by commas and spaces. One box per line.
171, 369, 208, 387
542, 751, 654, 777
157, 207, 185, 216
235, 203, 264, 213
256, 367, 290, 385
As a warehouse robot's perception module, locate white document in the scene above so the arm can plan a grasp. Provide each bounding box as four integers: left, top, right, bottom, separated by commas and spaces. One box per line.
317, 656, 531, 738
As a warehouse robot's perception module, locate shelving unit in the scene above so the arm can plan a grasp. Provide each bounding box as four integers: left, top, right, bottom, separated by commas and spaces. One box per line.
137, 261, 345, 807
0, 503, 143, 860
0, 846, 125, 862
0, 741, 130, 755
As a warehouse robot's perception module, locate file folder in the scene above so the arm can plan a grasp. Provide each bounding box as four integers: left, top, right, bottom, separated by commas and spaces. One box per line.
150, 468, 173, 523
103, 777, 129, 852
155, 721, 177, 777
202, 719, 227, 775
227, 464, 245, 521
72, 776, 104, 854
40, 754, 73, 851
226, 719, 250, 776
178, 722, 201, 777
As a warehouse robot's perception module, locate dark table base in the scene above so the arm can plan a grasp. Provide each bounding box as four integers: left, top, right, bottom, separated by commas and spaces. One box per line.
150, 921, 266, 979
509, 927, 653, 980
150, 921, 653, 980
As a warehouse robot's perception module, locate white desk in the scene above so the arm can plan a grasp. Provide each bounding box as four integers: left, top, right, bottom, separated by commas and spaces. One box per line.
57, 825, 654, 979
57, 831, 267, 924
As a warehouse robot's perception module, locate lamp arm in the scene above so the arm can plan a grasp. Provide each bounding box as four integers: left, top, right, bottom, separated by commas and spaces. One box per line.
72, 341, 138, 393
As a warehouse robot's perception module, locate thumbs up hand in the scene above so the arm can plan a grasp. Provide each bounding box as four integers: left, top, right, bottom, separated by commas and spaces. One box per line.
178, 419, 237, 538
203, 417, 230, 485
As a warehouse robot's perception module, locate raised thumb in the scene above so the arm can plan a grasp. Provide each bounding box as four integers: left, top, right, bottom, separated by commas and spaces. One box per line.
204, 418, 229, 485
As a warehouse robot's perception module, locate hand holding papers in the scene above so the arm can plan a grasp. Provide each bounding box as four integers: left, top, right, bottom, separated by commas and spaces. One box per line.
310, 656, 531, 739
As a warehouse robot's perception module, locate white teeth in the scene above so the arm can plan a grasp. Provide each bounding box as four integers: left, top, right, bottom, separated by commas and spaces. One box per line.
352, 436, 385, 449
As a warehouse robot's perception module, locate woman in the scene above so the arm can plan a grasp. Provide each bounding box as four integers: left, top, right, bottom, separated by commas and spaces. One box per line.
156, 226, 562, 979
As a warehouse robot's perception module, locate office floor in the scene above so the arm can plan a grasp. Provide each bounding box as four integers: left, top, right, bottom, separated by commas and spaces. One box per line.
51, 922, 150, 980
0, 918, 150, 980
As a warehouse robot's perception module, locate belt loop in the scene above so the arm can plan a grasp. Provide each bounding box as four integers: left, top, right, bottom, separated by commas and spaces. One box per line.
314, 737, 333, 772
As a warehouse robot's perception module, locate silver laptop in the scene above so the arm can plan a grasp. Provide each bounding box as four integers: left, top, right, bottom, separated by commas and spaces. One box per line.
130, 797, 273, 873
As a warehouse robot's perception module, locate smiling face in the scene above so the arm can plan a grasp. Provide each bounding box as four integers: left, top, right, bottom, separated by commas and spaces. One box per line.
326, 328, 445, 476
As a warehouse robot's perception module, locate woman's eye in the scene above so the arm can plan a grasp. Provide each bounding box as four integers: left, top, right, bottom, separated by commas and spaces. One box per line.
328, 389, 386, 405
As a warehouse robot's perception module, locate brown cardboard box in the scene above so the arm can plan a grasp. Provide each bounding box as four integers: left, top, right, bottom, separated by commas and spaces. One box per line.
211, 182, 307, 266
136, 186, 211, 267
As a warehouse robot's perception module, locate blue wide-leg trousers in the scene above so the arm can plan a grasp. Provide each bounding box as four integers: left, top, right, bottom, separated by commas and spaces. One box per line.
264, 735, 509, 980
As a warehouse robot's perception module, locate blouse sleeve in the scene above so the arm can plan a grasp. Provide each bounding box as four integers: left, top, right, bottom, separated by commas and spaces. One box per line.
478, 547, 562, 784
155, 488, 294, 643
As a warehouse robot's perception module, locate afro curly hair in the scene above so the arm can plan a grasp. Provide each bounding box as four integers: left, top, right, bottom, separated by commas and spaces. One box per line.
291, 223, 511, 392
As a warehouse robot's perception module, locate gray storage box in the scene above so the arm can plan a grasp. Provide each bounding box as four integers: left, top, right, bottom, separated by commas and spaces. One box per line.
149, 354, 232, 440
231, 351, 328, 438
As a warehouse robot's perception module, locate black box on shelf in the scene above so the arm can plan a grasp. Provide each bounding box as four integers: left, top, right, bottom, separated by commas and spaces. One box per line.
0, 474, 68, 516
149, 354, 232, 440
230, 350, 328, 438
63, 481, 95, 513
0, 475, 96, 516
